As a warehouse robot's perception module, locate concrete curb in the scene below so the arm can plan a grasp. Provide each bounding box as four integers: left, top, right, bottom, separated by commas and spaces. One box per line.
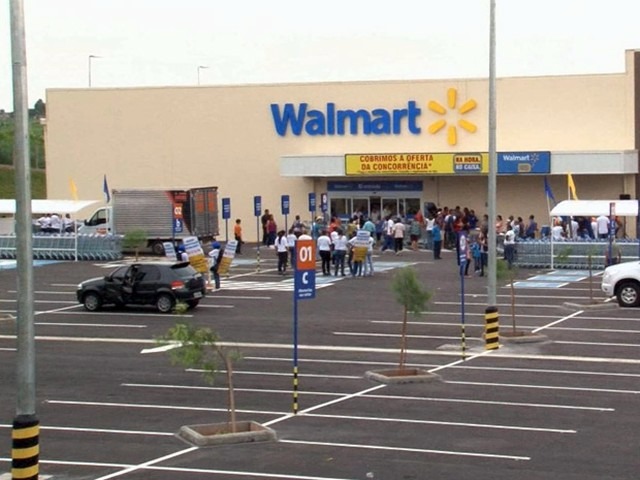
178, 421, 277, 447
563, 301, 618, 310
499, 332, 549, 344
365, 368, 442, 385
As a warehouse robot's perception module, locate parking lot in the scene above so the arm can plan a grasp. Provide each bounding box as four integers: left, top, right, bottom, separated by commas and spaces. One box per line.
1, 247, 639, 480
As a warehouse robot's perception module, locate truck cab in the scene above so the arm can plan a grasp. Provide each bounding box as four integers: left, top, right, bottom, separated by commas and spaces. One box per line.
79, 207, 112, 235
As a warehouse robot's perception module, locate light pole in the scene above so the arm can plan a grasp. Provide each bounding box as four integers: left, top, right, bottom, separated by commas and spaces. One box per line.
197, 65, 209, 85
487, 0, 497, 304
88, 54, 101, 87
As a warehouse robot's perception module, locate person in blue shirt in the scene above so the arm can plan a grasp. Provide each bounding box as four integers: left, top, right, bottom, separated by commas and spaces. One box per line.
432, 222, 442, 260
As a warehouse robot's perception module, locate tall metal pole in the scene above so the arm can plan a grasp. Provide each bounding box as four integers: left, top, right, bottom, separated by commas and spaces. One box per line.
487, 0, 498, 307
197, 65, 209, 85
88, 54, 100, 87
10, 1, 40, 478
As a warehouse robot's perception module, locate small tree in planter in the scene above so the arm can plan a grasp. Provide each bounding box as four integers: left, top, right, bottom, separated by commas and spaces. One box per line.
366, 267, 438, 384
366, 268, 440, 384
158, 319, 276, 445
496, 258, 520, 335
391, 267, 431, 372
122, 229, 147, 261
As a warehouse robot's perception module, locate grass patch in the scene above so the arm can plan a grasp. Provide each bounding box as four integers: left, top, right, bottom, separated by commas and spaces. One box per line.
0, 166, 46, 199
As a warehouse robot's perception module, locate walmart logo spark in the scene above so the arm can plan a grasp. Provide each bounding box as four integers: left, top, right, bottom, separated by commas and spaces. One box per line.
428, 88, 478, 146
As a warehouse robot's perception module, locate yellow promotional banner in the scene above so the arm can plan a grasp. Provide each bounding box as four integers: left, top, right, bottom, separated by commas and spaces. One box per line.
353, 246, 367, 262
217, 256, 233, 275
345, 153, 488, 175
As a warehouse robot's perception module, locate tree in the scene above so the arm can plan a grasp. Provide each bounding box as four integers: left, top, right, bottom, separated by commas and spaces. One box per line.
496, 259, 520, 334
390, 267, 431, 371
33, 99, 46, 118
159, 321, 242, 433
122, 229, 147, 260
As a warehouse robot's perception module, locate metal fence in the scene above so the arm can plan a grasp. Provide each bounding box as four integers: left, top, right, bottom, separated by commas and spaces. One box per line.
512, 239, 639, 269
0, 233, 123, 261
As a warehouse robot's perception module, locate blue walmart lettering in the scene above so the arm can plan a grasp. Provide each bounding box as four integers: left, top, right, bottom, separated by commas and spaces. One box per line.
271, 101, 422, 136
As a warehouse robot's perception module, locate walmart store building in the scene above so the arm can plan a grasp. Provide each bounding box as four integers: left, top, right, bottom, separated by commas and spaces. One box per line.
45, 49, 640, 241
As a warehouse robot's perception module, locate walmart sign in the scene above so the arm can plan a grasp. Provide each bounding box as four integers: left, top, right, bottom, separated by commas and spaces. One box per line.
270, 101, 423, 136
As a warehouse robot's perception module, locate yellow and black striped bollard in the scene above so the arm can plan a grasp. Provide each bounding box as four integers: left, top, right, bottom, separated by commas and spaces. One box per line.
12, 414, 39, 480
484, 306, 499, 350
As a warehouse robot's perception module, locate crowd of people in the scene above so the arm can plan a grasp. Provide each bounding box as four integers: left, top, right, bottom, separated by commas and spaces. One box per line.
242, 204, 627, 278
33, 212, 76, 233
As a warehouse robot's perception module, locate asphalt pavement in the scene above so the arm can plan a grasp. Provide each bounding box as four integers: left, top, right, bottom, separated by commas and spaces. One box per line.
0, 245, 639, 480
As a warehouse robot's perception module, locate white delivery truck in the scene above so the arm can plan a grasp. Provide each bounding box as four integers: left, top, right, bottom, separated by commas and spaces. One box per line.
79, 187, 219, 255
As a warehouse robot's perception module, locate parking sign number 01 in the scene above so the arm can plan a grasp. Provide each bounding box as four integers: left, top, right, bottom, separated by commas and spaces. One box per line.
298, 245, 312, 263
296, 240, 315, 270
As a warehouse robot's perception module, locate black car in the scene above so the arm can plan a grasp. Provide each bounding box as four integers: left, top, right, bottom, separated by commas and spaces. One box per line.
77, 261, 207, 313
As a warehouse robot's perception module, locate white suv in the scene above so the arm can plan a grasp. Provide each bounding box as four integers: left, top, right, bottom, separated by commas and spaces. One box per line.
601, 261, 640, 307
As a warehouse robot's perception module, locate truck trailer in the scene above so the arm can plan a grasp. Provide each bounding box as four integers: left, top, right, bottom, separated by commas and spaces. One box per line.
79, 187, 219, 255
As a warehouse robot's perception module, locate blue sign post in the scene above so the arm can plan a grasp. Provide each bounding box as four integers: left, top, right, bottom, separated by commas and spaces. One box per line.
458, 231, 468, 359
292, 238, 316, 414
281, 194, 290, 233
254, 196, 262, 272
222, 197, 231, 243
308, 192, 317, 239
320, 192, 328, 214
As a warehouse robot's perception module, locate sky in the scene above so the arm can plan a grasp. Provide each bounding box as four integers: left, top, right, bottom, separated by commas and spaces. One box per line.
1, 0, 640, 112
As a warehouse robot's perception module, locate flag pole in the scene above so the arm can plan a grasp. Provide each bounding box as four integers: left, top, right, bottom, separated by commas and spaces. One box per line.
547, 179, 554, 269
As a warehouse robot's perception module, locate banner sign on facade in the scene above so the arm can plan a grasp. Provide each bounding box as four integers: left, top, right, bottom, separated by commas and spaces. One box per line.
497, 152, 551, 174
328, 181, 423, 192
345, 153, 488, 175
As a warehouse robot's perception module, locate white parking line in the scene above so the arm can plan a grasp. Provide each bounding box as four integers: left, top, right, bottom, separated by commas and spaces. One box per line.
0, 423, 174, 436
372, 319, 640, 334
244, 354, 640, 381
306, 412, 575, 434
124, 381, 614, 411
46, 399, 286, 416
446, 380, 640, 395
532, 310, 582, 333
555, 340, 640, 347
279, 439, 530, 461
36, 322, 146, 328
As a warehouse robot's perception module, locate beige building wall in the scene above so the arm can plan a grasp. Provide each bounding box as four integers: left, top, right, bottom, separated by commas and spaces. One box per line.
44, 50, 639, 241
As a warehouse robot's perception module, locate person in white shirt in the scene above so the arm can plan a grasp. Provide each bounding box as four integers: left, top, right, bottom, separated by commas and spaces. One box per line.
425, 215, 435, 250
503, 224, 517, 268
596, 214, 609, 239
569, 217, 579, 240
49, 213, 62, 233
381, 216, 394, 252
393, 218, 406, 254
37, 213, 51, 232
551, 222, 565, 242
316, 230, 332, 276
275, 230, 289, 275
364, 234, 375, 276
332, 229, 349, 276
286, 228, 297, 270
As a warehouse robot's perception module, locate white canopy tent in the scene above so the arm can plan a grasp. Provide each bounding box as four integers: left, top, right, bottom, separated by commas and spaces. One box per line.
550, 200, 638, 217
0, 200, 101, 261
547, 199, 639, 268
0, 199, 99, 215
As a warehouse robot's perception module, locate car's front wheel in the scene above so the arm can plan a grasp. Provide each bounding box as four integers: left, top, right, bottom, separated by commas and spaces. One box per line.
83, 292, 102, 312
156, 293, 175, 313
616, 281, 640, 307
